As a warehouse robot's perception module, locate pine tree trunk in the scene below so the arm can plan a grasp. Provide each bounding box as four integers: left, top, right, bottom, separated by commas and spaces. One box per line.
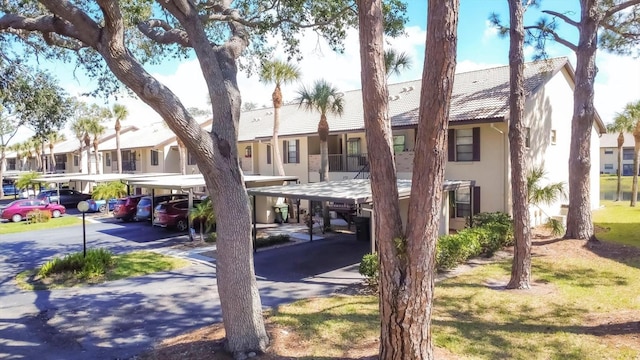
506, 0, 531, 290
358, 0, 459, 358
565, 1, 599, 242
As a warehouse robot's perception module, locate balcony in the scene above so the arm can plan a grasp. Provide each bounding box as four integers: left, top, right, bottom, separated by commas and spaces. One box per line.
111, 160, 141, 172
309, 154, 369, 172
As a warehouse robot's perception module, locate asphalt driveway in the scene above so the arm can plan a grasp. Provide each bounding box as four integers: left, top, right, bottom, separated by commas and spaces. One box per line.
0, 222, 368, 360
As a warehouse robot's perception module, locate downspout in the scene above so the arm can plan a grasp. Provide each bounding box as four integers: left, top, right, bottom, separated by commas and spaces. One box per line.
490, 123, 510, 215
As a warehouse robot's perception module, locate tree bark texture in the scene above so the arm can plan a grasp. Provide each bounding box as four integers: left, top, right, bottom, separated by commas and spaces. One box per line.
272, 85, 286, 176
116, 119, 123, 174
319, 139, 331, 229
50, 145, 57, 169
506, 0, 531, 290
358, 0, 459, 358
616, 132, 623, 201
565, 0, 599, 241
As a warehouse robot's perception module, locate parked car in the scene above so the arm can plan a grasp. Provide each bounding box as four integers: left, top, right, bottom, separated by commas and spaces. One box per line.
87, 198, 118, 213
2, 183, 19, 196
113, 195, 145, 222
0, 199, 66, 222
135, 193, 189, 221
37, 189, 92, 206
153, 199, 202, 231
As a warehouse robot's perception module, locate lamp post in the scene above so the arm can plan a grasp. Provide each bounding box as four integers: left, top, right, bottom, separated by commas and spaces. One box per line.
77, 201, 90, 257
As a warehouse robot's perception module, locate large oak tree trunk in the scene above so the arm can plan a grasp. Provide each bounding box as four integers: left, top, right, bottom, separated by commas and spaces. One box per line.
506, 0, 531, 290
88, 1, 268, 353
359, 0, 459, 358
272, 85, 286, 176
565, 0, 599, 241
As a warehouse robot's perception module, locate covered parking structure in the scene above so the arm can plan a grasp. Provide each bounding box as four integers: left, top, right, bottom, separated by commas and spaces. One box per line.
32, 173, 179, 194
246, 178, 475, 253
123, 174, 299, 240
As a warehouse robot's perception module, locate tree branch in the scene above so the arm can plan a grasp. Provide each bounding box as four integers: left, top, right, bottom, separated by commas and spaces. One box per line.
600, 20, 640, 38
604, 0, 640, 20
525, 24, 578, 51
137, 19, 192, 47
0, 13, 94, 48
42, 32, 86, 50
542, 10, 579, 28
39, 0, 100, 46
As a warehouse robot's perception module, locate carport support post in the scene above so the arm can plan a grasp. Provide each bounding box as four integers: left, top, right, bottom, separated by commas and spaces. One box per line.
188, 189, 193, 241
252, 195, 257, 252
150, 188, 155, 223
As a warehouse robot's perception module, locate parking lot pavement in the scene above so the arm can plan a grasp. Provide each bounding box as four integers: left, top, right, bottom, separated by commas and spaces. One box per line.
0, 223, 368, 360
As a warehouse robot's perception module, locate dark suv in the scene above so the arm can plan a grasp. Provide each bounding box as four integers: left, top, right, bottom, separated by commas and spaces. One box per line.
113, 195, 145, 222
153, 199, 202, 231
135, 194, 189, 221
37, 189, 92, 206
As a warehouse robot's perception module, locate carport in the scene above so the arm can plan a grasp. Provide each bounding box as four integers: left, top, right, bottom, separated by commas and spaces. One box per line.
33, 173, 178, 199
123, 174, 298, 240
246, 178, 475, 253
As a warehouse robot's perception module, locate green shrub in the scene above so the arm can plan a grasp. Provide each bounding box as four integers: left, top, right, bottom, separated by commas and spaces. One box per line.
469, 212, 514, 246
27, 209, 51, 224
205, 232, 217, 243
255, 234, 290, 249
38, 248, 115, 279
359, 253, 379, 287
437, 230, 483, 270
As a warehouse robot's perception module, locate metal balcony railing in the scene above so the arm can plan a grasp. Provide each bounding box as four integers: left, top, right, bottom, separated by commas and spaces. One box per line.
327, 153, 368, 172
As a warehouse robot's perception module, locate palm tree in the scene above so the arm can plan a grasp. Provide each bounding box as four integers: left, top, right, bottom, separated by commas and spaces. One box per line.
92, 181, 126, 213
112, 103, 128, 174
8, 142, 23, 171
528, 166, 567, 236
296, 79, 344, 230
86, 119, 105, 174
384, 49, 412, 79
626, 101, 640, 207
190, 198, 216, 242
606, 112, 634, 201
259, 59, 301, 176
22, 138, 36, 171
47, 132, 66, 172
31, 136, 44, 172
71, 117, 90, 173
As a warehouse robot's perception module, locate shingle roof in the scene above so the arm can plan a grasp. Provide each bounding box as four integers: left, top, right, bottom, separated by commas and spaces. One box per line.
238, 57, 573, 141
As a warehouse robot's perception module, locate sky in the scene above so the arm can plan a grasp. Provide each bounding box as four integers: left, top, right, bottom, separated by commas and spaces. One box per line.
9, 1, 640, 144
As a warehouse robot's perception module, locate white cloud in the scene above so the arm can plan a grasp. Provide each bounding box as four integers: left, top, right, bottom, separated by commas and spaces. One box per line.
482, 20, 499, 43
594, 53, 640, 123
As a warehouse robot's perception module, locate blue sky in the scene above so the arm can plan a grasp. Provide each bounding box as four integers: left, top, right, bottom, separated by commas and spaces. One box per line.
11, 1, 640, 143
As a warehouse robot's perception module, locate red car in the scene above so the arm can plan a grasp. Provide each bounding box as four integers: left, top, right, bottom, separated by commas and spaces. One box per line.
112, 195, 145, 222
0, 199, 66, 222
153, 199, 202, 231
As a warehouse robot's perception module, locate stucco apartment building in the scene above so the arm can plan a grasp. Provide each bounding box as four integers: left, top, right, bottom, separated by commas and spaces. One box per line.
237, 57, 606, 228
599, 133, 636, 175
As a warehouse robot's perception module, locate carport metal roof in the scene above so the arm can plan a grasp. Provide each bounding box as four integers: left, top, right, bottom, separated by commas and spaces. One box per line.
246, 178, 474, 204
122, 174, 299, 191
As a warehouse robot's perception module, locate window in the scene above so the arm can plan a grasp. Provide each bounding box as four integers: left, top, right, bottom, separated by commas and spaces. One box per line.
604, 164, 614, 170
266, 144, 272, 165
244, 146, 252, 158
525, 127, 531, 148
73, 155, 79, 166
347, 138, 361, 155
150, 150, 159, 166
623, 148, 634, 160
453, 188, 471, 218
448, 128, 480, 161
7, 158, 16, 170
283, 139, 300, 164
551, 130, 557, 145
450, 187, 480, 219
393, 135, 406, 153
604, 149, 614, 155
105, 152, 111, 166
187, 151, 197, 165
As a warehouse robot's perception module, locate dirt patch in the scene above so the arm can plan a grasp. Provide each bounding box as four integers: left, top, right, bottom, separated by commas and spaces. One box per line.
583, 311, 640, 351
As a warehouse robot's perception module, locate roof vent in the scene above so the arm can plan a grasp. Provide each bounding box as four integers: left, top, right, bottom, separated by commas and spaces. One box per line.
408, 86, 415, 91
401, 87, 408, 92
394, 95, 401, 100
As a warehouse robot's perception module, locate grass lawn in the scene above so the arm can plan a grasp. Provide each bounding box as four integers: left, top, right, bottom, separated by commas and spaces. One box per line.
15, 251, 190, 290
0, 216, 82, 235
594, 200, 640, 248
141, 238, 640, 360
